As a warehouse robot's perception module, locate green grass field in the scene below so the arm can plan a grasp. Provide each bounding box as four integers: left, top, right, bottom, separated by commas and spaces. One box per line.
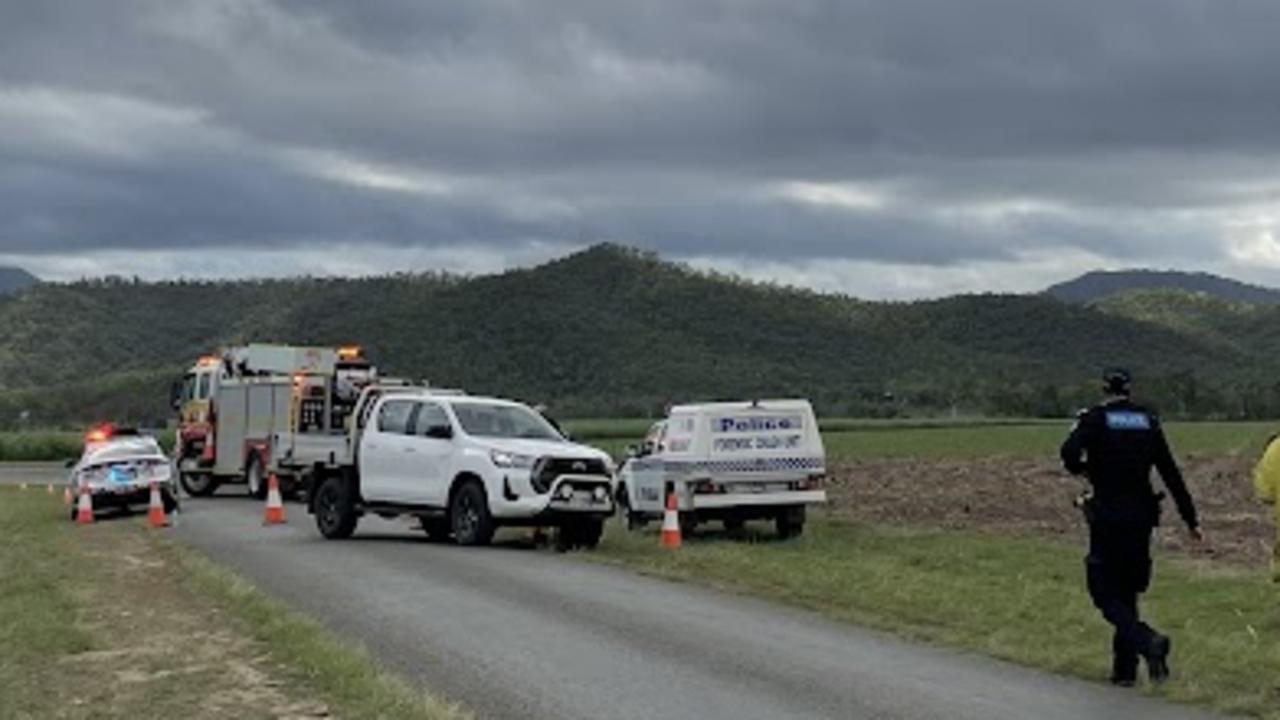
3, 419, 1273, 463
594, 520, 1280, 718
822, 421, 1279, 461
563, 418, 1279, 462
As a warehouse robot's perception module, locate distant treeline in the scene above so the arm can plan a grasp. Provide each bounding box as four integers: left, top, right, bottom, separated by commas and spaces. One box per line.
2, 244, 1279, 429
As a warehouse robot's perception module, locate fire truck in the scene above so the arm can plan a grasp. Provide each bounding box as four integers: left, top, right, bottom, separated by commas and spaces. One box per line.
173, 344, 378, 498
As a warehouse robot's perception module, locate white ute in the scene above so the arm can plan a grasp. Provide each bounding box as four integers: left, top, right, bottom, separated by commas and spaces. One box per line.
308, 389, 617, 550
617, 400, 827, 538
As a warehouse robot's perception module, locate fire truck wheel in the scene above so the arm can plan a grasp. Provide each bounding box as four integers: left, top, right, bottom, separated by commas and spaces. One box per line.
315, 476, 358, 540
179, 473, 220, 497
245, 457, 268, 500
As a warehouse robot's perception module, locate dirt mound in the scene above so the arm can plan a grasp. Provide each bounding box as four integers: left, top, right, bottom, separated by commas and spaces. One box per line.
827, 454, 1273, 566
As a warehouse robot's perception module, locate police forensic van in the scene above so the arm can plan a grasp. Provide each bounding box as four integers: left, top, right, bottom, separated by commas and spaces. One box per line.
616, 400, 827, 538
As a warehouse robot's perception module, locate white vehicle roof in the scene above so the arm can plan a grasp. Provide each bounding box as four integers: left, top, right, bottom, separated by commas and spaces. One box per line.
78, 436, 166, 469
667, 399, 814, 414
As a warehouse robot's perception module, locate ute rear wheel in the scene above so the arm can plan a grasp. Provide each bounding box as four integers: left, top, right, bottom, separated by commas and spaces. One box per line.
314, 476, 358, 540
450, 481, 495, 547
179, 472, 220, 497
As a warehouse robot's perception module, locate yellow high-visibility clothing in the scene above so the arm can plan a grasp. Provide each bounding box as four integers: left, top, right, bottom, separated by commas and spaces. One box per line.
1252, 437, 1280, 581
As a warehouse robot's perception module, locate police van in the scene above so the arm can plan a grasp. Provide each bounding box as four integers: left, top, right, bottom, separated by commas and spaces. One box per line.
616, 400, 827, 538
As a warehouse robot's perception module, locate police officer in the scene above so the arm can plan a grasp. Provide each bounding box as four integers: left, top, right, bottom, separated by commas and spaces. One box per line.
1060, 368, 1204, 687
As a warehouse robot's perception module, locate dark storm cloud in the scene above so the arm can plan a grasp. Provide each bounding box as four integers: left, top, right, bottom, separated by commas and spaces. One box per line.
2, 0, 1280, 279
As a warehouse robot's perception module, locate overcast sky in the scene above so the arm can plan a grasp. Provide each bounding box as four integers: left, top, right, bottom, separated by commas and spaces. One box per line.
4, 1, 1280, 298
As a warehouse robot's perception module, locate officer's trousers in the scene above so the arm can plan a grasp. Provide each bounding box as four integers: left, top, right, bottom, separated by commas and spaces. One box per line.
1086, 519, 1157, 680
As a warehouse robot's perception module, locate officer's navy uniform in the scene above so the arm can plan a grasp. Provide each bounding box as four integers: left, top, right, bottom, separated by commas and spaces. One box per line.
1060, 397, 1199, 684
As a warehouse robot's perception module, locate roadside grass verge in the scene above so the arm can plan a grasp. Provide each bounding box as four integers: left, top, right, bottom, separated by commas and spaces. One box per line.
172, 545, 469, 719
0, 489, 93, 718
595, 518, 1280, 719
0, 488, 467, 720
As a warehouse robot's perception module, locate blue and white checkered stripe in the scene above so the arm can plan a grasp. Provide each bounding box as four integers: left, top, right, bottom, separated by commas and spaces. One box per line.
631, 456, 824, 475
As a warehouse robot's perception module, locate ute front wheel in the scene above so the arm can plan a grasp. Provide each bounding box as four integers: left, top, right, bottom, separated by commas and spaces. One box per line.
315, 476, 358, 540
450, 481, 495, 547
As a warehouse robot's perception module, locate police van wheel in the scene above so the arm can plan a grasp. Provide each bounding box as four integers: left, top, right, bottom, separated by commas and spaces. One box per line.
776, 507, 806, 540
245, 458, 268, 500
315, 476, 358, 540
180, 472, 219, 497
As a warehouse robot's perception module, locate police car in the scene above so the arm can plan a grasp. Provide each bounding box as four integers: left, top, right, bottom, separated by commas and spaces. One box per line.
68, 425, 179, 520
616, 400, 827, 538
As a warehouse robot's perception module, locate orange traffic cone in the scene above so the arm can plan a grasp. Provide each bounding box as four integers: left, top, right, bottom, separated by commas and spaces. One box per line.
76, 484, 95, 525
263, 474, 286, 525
660, 491, 682, 549
147, 481, 169, 528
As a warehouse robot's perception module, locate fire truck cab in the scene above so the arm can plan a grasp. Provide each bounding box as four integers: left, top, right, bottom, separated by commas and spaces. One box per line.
173, 344, 377, 498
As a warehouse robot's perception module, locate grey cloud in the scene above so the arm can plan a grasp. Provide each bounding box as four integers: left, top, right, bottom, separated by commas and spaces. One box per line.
2, 0, 1280, 281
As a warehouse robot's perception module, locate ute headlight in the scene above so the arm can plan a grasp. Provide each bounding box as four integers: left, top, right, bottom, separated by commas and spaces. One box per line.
490, 449, 536, 469
558, 484, 575, 500
592, 486, 608, 502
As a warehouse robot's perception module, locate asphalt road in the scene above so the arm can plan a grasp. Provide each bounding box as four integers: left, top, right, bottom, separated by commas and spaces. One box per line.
132, 493, 1223, 720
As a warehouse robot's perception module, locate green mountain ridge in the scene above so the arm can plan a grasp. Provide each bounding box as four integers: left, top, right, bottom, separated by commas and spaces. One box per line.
1, 245, 1277, 427
0, 266, 38, 295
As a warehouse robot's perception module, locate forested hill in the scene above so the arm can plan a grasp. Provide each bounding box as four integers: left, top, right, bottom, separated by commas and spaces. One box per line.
2, 244, 1279, 427
1046, 269, 1280, 305
0, 267, 38, 295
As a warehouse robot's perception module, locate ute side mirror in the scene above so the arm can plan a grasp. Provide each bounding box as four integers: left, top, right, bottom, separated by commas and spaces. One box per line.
424, 424, 453, 440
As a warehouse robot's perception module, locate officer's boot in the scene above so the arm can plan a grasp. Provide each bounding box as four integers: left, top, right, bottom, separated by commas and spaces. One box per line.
1110, 634, 1138, 687
1143, 632, 1171, 685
